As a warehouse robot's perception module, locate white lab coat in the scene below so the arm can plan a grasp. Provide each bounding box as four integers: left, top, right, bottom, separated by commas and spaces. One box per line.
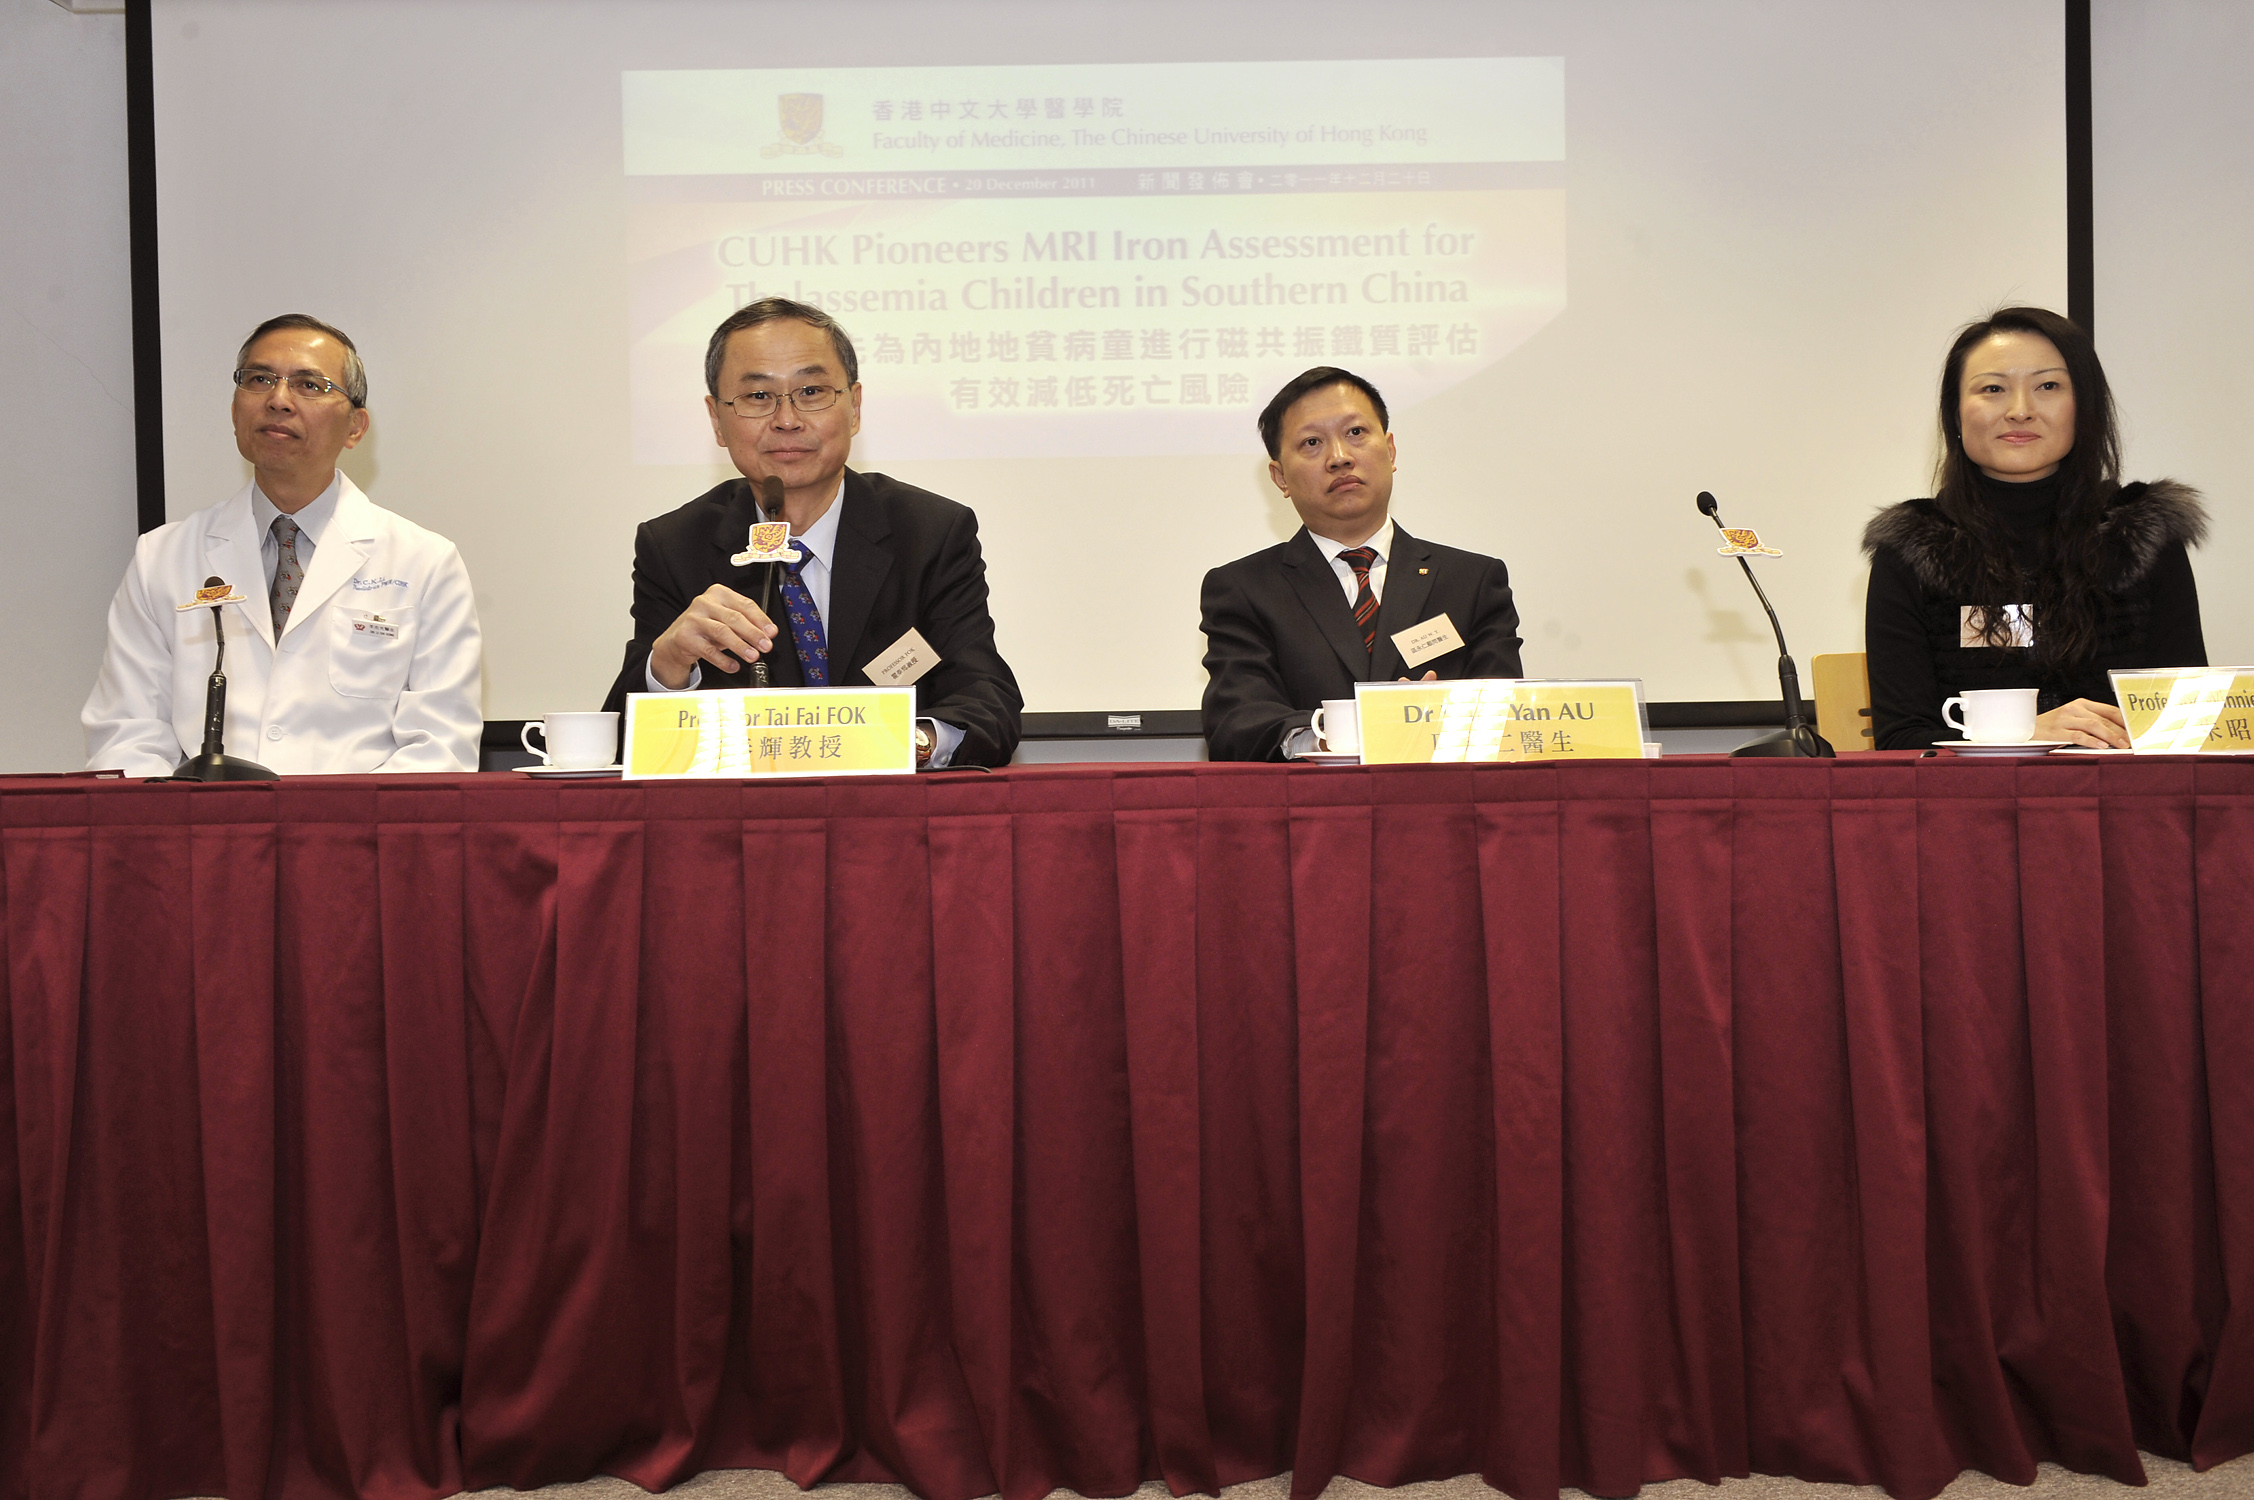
83, 475, 484, 776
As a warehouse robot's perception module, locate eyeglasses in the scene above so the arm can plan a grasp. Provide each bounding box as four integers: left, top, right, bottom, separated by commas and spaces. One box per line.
234, 368, 352, 401
720, 384, 843, 421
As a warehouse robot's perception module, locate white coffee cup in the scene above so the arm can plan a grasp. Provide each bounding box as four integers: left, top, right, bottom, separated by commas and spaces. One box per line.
1943, 688, 2039, 744
522, 711, 619, 769
1308, 697, 1360, 756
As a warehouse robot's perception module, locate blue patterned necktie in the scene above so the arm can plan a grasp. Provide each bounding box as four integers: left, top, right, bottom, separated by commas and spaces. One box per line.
779, 545, 829, 686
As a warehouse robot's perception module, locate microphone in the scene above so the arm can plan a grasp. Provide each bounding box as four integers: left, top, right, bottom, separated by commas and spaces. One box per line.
751, 477, 788, 689
170, 575, 279, 781
1694, 492, 1834, 759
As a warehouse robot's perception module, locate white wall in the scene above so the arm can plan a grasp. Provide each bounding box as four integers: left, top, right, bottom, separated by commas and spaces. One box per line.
0, 0, 134, 771
2093, 0, 2251, 671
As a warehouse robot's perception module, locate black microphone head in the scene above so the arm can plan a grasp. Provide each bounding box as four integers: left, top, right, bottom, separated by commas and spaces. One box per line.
1695, 491, 1719, 517
204, 575, 225, 588
758, 476, 786, 518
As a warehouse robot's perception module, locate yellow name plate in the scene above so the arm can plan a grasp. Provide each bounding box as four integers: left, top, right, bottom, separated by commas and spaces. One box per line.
2110, 667, 2254, 752
623, 687, 917, 779
1355, 679, 1649, 764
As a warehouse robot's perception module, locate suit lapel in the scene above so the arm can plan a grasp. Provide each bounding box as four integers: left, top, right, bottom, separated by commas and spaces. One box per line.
205, 485, 276, 651
707, 478, 767, 590
280, 477, 374, 642
1371, 525, 1437, 680
824, 470, 891, 676
1282, 528, 1373, 681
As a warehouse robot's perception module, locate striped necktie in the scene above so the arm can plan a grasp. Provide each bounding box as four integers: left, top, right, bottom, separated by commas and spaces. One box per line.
1338, 545, 1380, 658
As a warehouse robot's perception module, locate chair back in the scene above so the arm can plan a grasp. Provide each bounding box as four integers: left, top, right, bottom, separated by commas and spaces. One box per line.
1811, 653, 1873, 749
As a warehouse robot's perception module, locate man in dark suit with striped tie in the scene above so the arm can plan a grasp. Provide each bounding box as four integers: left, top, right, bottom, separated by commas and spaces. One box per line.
1198, 367, 1525, 761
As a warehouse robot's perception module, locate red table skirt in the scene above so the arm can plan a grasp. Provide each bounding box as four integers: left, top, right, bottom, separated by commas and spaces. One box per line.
2, 757, 2250, 1500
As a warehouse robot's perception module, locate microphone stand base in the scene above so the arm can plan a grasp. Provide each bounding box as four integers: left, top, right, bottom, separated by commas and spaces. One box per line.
1729, 727, 1836, 758
170, 752, 280, 782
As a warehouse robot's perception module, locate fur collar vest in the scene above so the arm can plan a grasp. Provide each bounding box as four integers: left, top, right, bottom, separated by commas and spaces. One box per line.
1862, 479, 2207, 596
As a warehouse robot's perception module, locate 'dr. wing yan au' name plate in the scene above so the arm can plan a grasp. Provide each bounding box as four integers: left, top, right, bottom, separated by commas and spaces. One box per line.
1354, 679, 1649, 764
624, 686, 917, 779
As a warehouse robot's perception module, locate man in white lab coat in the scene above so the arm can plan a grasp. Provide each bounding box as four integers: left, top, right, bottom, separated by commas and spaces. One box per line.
83, 315, 483, 776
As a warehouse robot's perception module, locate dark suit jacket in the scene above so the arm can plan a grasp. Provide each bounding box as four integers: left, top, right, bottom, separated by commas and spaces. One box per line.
602, 469, 1023, 766
1199, 522, 1523, 761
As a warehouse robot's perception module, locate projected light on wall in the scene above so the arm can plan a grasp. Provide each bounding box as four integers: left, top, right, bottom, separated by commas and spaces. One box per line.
624, 58, 1565, 461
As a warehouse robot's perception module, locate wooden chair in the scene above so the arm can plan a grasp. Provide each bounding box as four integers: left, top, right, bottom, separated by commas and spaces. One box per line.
1811, 652, 1874, 750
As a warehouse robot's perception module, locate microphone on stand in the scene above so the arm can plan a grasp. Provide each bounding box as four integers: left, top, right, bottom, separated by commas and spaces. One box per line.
1695, 492, 1834, 758
170, 576, 279, 781
751, 476, 787, 690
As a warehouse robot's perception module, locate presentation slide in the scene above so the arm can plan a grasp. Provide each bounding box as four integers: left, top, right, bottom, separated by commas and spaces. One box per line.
625, 60, 1564, 462
149, 1, 2067, 722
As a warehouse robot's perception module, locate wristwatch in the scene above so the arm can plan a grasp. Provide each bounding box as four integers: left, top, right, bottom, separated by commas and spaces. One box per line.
914, 724, 935, 768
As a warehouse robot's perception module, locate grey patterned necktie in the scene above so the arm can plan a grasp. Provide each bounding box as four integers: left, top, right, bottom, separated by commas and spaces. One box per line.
270, 513, 305, 635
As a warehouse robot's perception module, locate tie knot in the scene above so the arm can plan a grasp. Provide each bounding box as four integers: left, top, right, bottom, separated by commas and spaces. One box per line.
1338, 546, 1377, 576
272, 514, 300, 545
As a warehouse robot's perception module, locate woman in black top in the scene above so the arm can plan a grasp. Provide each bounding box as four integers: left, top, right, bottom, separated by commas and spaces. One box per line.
1862, 307, 2207, 750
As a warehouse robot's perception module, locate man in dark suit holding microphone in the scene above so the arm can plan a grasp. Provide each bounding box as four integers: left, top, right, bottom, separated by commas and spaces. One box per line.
1199, 367, 1524, 761
602, 298, 1021, 767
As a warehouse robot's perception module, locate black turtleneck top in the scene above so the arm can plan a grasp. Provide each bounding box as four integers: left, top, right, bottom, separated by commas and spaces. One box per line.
1863, 471, 2207, 749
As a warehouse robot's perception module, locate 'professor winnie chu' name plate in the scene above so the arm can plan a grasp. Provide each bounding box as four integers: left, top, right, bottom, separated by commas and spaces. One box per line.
1354, 679, 1649, 764
624, 687, 917, 779
2110, 667, 2254, 752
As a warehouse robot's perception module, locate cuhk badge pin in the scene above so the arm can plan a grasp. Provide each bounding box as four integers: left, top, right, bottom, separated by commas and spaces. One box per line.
1716, 528, 1783, 557
176, 579, 250, 610
731, 520, 794, 567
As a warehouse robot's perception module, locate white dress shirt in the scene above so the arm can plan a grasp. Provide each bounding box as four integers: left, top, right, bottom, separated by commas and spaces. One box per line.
251, 478, 341, 591
1307, 516, 1396, 606
1286, 518, 1397, 759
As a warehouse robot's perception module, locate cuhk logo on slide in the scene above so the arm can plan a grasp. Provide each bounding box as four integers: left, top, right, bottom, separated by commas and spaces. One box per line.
762, 93, 843, 158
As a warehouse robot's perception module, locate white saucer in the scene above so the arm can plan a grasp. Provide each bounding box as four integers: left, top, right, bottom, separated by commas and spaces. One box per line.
1935, 739, 2070, 757
520, 764, 624, 778
1296, 752, 1364, 766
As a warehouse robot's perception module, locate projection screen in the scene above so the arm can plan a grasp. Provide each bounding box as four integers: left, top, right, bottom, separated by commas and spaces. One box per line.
149, 0, 2067, 720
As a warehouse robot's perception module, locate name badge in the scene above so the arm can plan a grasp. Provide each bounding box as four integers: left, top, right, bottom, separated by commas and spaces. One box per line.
2110, 666, 2254, 752
1960, 604, 2033, 649
349, 616, 400, 642
867, 627, 941, 686
623, 686, 917, 778
1354, 679, 1649, 763
1391, 613, 1465, 670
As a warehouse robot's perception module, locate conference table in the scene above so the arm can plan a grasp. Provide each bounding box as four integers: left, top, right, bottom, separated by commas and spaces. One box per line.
1, 754, 2249, 1500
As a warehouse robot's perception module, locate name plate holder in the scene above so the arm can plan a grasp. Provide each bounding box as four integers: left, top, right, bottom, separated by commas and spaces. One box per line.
624, 687, 917, 779
2109, 667, 2254, 753
1355, 679, 1651, 764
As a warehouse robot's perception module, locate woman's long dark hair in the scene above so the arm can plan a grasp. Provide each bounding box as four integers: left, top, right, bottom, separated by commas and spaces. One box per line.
1933, 306, 2122, 670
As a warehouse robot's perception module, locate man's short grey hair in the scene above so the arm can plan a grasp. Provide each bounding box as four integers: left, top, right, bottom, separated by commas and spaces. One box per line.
235, 313, 369, 408
704, 297, 860, 397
